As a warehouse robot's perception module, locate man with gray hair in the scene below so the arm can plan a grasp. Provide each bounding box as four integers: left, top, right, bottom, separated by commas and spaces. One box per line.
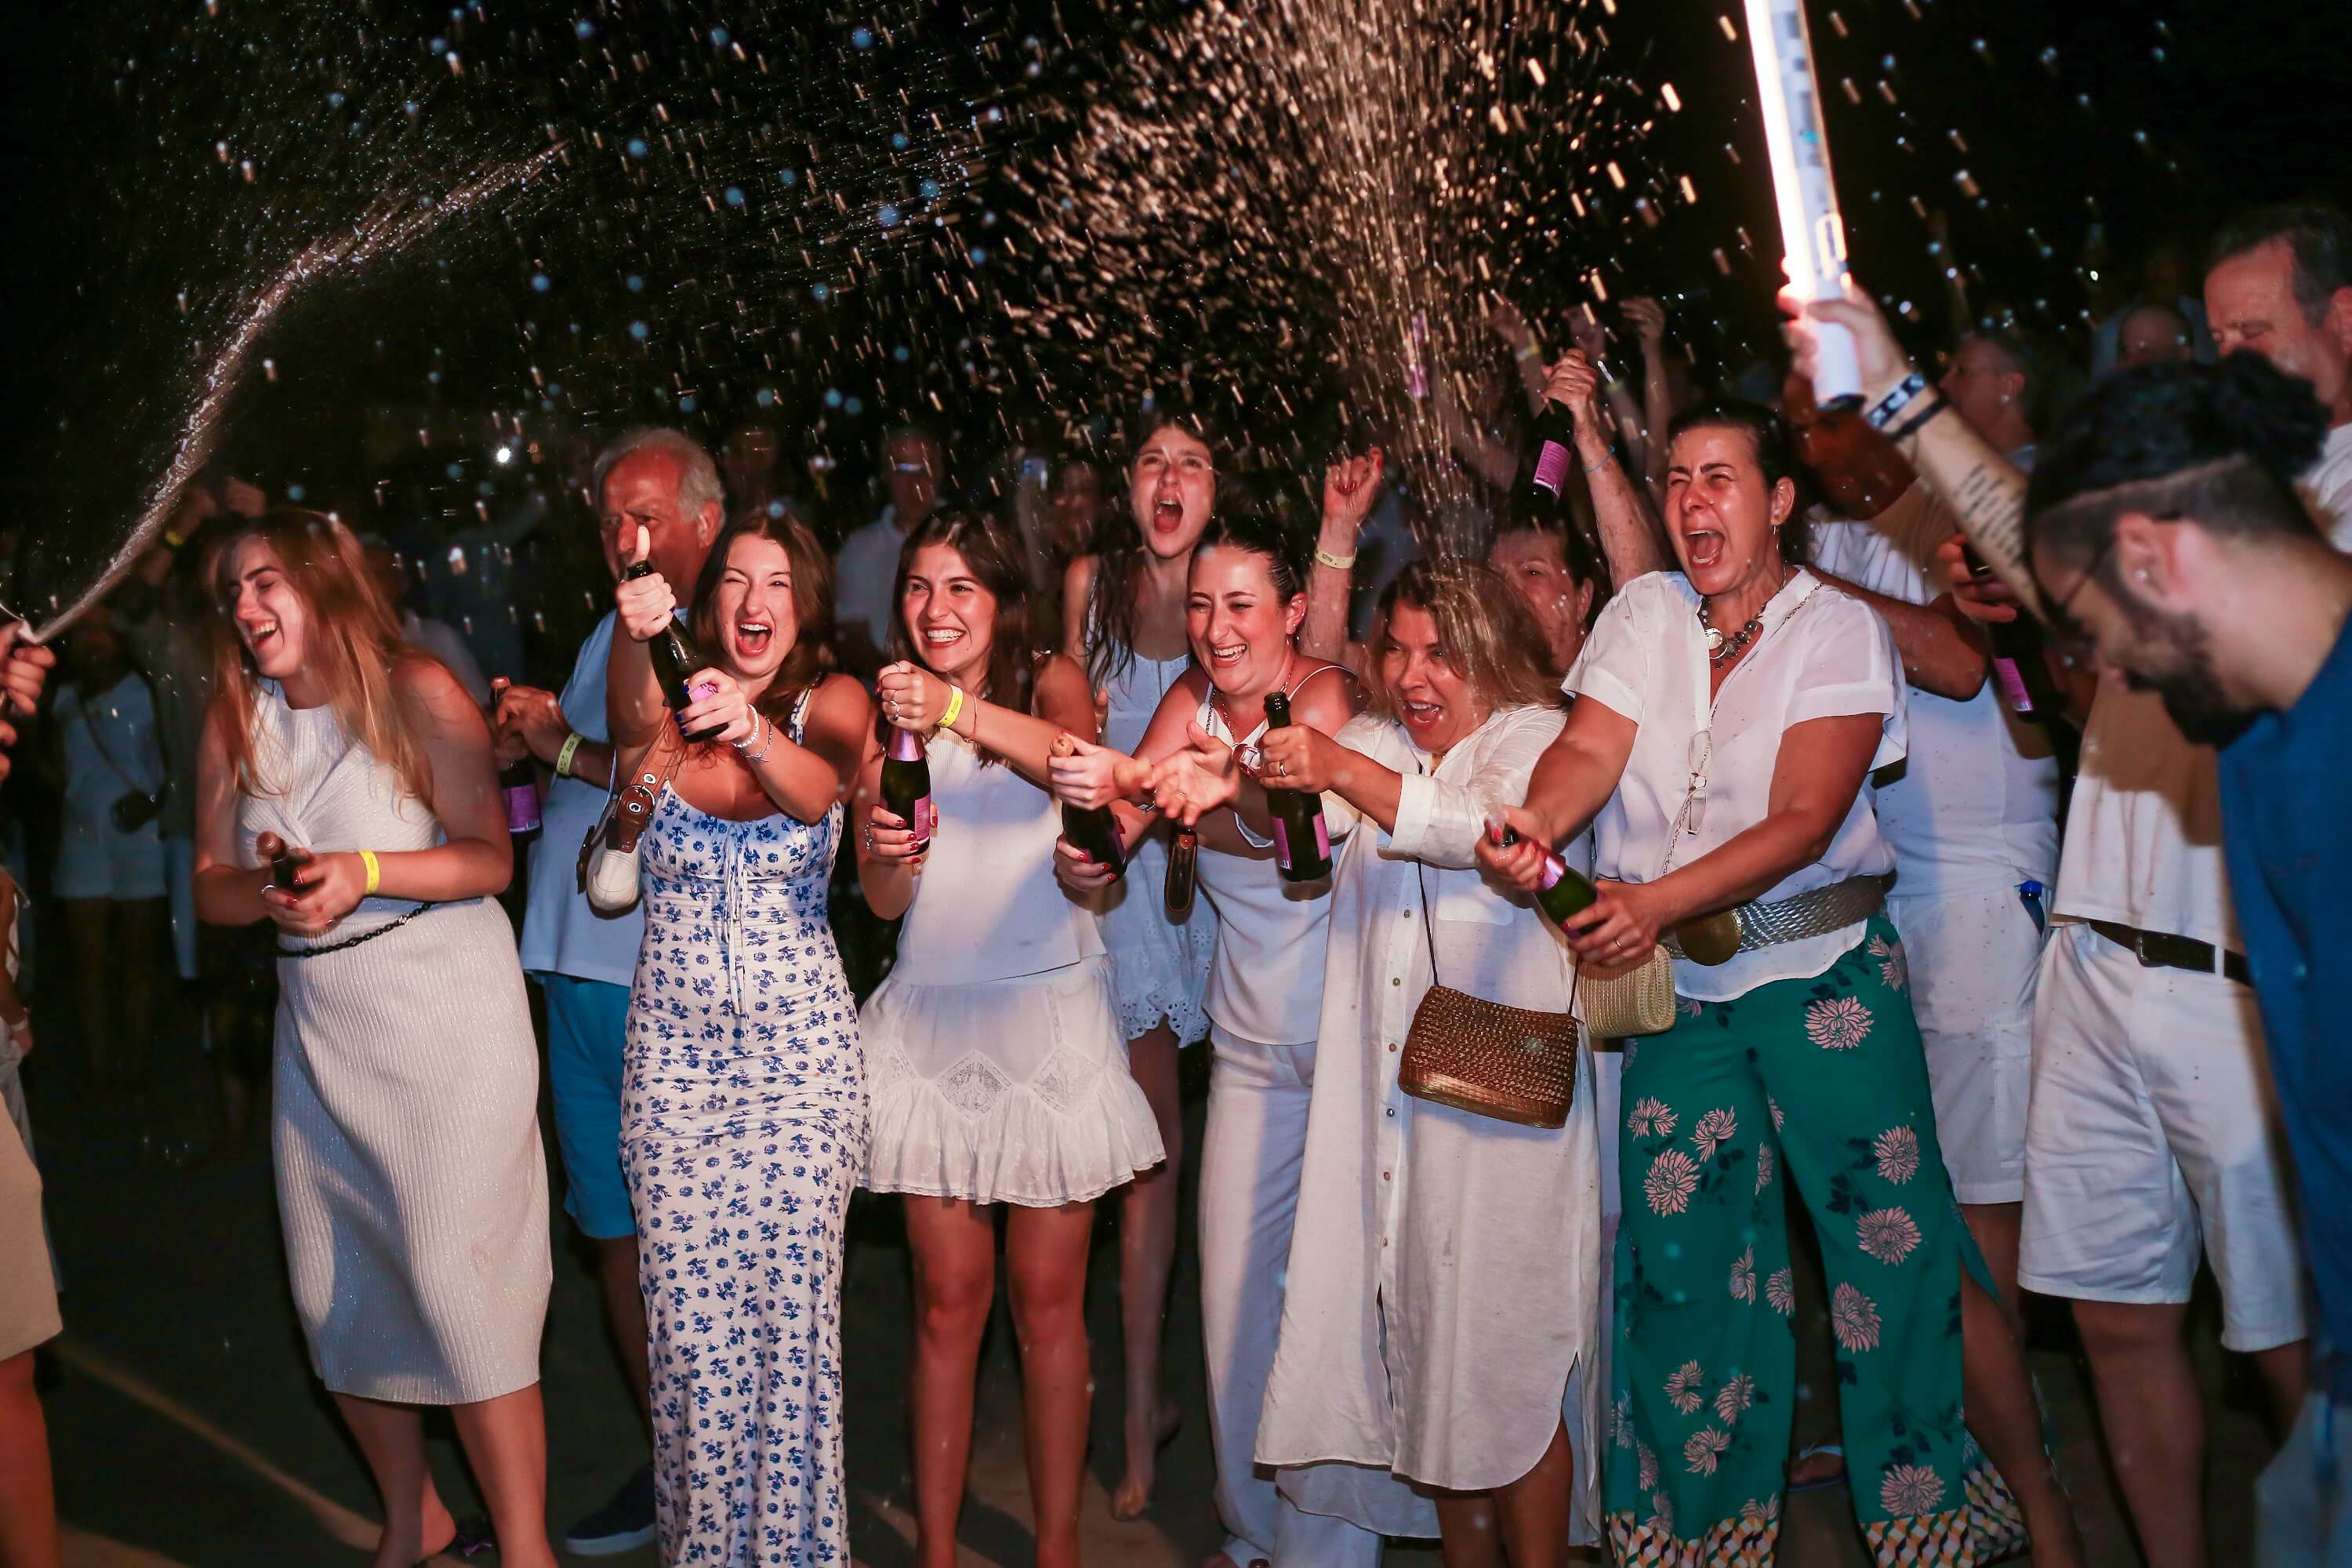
489, 425, 721, 1555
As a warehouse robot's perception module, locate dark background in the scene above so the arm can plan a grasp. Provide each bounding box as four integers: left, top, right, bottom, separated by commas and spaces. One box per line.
2, 0, 2347, 665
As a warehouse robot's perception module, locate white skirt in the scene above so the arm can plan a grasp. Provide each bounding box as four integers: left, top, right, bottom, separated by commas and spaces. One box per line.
1098, 829, 1217, 1046
861, 954, 1166, 1207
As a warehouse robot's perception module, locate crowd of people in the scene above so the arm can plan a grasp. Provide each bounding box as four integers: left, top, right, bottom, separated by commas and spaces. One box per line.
0, 196, 2350, 1568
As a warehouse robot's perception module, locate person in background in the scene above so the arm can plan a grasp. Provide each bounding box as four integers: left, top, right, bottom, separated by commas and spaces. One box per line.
858, 513, 1162, 1568
1793, 252, 2325, 1568
608, 504, 871, 1565
1059, 410, 1224, 1522
1058, 514, 1373, 1568
2114, 302, 2199, 372
1939, 330, 2045, 470
50, 614, 169, 1110
2089, 235, 2216, 378
1483, 401, 2028, 1565
489, 426, 721, 1556
194, 512, 554, 1568
1047, 456, 1109, 571
0, 624, 58, 1568
2205, 198, 2352, 521
1251, 560, 1602, 1565
835, 425, 945, 679
362, 534, 492, 706
1795, 376, 2083, 1559
2020, 351, 2352, 1566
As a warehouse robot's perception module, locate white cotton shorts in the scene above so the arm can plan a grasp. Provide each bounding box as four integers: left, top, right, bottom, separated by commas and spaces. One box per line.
1887, 886, 2042, 1206
53, 810, 166, 902
2019, 921, 2307, 1352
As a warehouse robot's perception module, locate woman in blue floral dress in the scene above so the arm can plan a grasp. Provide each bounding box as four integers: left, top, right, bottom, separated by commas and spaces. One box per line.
608, 507, 873, 1564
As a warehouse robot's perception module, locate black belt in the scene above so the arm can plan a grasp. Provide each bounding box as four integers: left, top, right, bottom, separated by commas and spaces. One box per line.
2087, 920, 2251, 987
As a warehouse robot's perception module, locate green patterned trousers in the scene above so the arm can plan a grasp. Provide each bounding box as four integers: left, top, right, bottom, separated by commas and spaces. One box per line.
1604, 916, 2024, 1566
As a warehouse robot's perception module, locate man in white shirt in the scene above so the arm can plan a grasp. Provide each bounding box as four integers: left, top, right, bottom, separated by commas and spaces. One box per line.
490, 426, 721, 1555
362, 535, 495, 706
833, 425, 942, 679
1791, 244, 2340, 1568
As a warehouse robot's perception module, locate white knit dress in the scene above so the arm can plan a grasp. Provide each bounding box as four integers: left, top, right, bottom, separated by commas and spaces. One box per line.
238, 684, 550, 1403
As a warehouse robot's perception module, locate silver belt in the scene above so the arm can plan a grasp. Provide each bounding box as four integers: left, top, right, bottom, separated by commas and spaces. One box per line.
1663, 874, 1889, 961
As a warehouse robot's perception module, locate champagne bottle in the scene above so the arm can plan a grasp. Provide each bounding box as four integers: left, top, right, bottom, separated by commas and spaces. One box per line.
880, 726, 935, 852
1259, 691, 1332, 882
621, 561, 723, 742
1061, 800, 1127, 879
1164, 824, 1198, 921
1488, 818, 1599, 928
489, 678, 542, 837
1516, 397, 1580, 516
1962, 543, 2059, 721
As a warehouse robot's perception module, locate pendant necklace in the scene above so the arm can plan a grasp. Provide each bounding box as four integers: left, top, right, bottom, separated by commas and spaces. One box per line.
1699, 602, 1765, 664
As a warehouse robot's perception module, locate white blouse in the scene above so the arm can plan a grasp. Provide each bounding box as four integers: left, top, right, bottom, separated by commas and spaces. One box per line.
1566, 569, 1906, 1002
1258, 707, 1601, 1539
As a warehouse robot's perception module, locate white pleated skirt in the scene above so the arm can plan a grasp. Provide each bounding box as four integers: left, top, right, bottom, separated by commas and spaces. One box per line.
861, 954, 1165, 1207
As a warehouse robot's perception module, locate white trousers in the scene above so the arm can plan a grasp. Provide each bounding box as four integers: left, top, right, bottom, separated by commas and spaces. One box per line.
1200, 1024, 1385, 1568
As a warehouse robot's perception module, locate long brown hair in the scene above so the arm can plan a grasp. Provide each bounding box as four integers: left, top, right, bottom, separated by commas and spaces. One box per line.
687, 505, 836, 727
884, 510, 1036, 765
1083, 404, 1229, 688
1367, 559, 1563, 723
205, 510, 435, 804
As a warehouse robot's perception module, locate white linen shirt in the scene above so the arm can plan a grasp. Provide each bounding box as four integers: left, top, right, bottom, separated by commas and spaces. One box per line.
833, 507, 906, 644
1568, 569, 1906, 1003
1257, 707, 1601, 1538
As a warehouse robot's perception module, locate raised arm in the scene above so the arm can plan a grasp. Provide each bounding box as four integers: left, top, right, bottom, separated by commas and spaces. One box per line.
1486, 694, 1637, 858
1301, 450, 1382, 665
1540, 353, 1671, 583
1794, 282, 2039, 615
607, 527, 680, 748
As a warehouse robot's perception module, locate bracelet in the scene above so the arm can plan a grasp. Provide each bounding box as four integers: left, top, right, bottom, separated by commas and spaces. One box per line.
1583, 452, 1614, 475
739, 713, 775, 764
554, 731, 583, 779
163, 528, 191, 550
731, 710, 764, 752
1313, 544, 1358, 571
359, 848, 382, 898
1886, 392, 1953, 442
1864, 370, 1931, 432
940, 685, 967, 731
1514, 342, 1543, 364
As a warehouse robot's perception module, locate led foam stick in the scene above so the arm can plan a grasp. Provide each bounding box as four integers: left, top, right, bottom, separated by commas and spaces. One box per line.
1746, 0, 1862, 408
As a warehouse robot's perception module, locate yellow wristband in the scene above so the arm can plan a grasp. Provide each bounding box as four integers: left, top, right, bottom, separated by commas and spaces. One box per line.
359, 849, 381, 897
1314, 545, 1358, 571
939, 685, 966, 731
554, 731, 584, 779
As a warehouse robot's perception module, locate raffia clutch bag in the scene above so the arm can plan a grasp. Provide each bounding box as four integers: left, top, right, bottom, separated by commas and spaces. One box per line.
1399, 983, 1581, 1130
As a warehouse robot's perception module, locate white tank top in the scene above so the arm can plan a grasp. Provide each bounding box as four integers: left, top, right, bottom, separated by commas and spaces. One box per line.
891, 727, 1104, 985
1191, 666, 1345, 1045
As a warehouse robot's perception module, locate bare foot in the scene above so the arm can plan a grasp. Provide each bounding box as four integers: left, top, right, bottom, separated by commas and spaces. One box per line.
1111, 1399, 1183, 1522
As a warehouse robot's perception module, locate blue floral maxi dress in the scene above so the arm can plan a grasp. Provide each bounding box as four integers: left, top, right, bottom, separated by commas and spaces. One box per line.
621, 699, 867, 1566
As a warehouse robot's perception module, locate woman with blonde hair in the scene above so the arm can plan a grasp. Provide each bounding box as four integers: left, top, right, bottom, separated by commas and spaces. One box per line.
1180, 559, 1605, 1563
192, 510, 554, 1568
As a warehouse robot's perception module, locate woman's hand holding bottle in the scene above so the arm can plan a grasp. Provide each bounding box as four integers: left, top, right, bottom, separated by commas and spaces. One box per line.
1254, 723, 1346, 795
1046, 735, 1149, 811
614, 524, 677, 642
1475, 806, 1555, 894
1145, 722, 1243, 826
876, 661, 961, 735
677, 669, 757, 747
863, 805, 926, 873
256, 830, 365, 936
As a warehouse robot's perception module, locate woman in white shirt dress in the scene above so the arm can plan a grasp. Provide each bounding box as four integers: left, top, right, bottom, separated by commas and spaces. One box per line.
1060, 412, 1222, 1519
1243, 560, 1606, 1561
1483, 402, 2026, 1565
1054, 514, 1374, 1568
857, 511, 1163, 1568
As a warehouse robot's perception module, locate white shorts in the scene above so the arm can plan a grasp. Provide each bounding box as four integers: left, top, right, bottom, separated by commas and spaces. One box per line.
1887, 886, 2042, 1206
53, 811, 166, 903
2019, 922, 2307, 1351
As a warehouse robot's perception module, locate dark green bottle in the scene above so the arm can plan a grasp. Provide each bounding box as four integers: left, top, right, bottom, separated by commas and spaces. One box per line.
1260, 691, 1332, 882
622, 561, 722, 742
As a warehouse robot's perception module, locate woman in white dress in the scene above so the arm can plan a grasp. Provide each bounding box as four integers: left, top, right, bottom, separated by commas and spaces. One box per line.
1054, 514, 1372, 1568
858, 511, 1163, 1568
1247, 559, 1603, 1562
1059, 411, 1221, 1517
191, 512, 554, 1568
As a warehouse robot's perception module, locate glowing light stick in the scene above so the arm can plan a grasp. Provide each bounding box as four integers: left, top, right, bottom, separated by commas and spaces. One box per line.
1745, 0, 1861, 408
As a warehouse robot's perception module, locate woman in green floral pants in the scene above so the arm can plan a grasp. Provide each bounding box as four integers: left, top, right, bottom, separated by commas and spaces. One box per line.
1484, 401, 2035, 1564
1606, 916, 2018, 1562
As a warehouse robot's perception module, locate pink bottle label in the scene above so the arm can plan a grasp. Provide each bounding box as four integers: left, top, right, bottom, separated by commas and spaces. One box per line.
504, 783, 541, 834
911, 797, 935, 844
1991, 656, 2033, 715
1530, 439, 1571, 495
1269, 811, 1331, 872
